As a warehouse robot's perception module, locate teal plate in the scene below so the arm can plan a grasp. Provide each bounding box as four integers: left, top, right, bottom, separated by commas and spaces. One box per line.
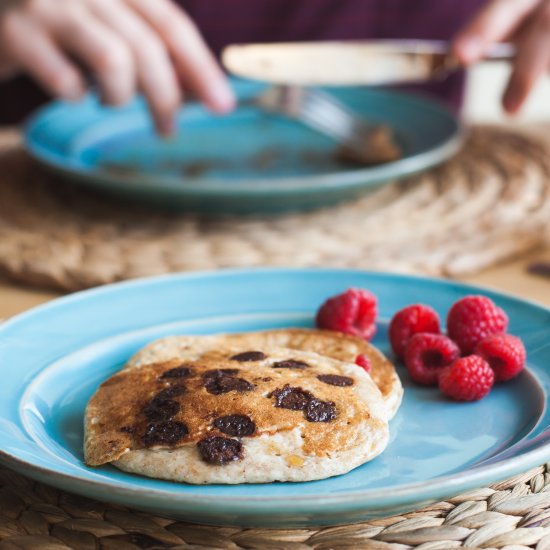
24, 82, 463, 214
1, 269, 549, 527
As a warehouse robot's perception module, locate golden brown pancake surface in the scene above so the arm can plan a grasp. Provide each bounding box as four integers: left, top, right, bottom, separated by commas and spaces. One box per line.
85, 346, 387, 468
127, 328, 403, 419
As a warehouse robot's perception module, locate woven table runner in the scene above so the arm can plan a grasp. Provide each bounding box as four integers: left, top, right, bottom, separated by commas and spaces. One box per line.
0, 126, 549, 292
1, 464, 550, 549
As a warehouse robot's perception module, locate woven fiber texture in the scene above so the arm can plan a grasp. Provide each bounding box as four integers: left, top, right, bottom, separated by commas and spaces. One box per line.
1, 465, 550, 549
0, 126, 549, 292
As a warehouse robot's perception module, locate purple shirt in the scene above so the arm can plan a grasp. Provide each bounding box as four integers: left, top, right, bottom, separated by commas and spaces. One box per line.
0, 0, 485, 123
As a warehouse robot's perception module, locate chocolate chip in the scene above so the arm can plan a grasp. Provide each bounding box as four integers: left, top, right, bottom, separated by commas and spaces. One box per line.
143, 397, 180, 422
141, 420, 188, 446
272, 359, 310, 369
305, 398, 337, 422
120, 426, 134, 434
213, 414, 256, 437
205, 375, 255, 395
160, 366, 192, 379
269, 385, 313, 411
317, 374, 354, 386
197, 435, 243, 465
155, 385, 186, 400
230, 351, 266, 362
202, 369, 254, 395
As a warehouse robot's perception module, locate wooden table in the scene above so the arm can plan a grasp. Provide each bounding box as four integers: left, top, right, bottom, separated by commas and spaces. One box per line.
1, 250, 549, 318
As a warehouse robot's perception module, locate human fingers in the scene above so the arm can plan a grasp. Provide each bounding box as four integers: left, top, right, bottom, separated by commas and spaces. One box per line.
0, 10, 85, 99
502, 5, 550, 112
91, 0, 181, 134
52, 5, 135, 105
453, 0, 541, 64
127, 0, 235, 113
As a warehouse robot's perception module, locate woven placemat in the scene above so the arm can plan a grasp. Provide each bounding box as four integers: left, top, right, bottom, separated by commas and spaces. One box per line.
0, 126, 549, 292
1, 464, 550, 549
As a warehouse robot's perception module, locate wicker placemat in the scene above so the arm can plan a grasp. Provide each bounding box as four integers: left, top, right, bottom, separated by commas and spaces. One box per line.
1, 464, 550, 549
0, 126, 549, 291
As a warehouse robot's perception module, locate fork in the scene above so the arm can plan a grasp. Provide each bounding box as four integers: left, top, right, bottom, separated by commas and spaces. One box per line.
248, 85, 400, 162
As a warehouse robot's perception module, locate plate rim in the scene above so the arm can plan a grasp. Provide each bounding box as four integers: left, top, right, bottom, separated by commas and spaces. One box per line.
23, 88, 465, 195
1, 267, 549, 516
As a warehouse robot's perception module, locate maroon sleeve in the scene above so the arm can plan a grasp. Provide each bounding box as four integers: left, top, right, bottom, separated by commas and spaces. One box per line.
0, 75, 50, 125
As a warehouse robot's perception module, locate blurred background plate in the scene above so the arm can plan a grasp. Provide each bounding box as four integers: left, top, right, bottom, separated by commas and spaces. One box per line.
24, 81, 463, 214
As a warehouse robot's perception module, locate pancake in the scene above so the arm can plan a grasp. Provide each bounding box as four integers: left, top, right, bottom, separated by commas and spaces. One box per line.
85, 346, 389, 484
127, 328, 403, 419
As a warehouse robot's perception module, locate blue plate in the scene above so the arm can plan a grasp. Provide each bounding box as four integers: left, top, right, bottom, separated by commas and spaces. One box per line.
24, 82, 463, 214
1, 269, 548, 527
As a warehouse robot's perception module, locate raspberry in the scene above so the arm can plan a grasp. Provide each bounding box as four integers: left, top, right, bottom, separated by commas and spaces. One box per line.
439, 356, 494, 401
475, 334, 526, 382
316, 288, 377, 341
355, 354, 372, 373
404, 333, 460, 385
447, 295, 508, 355
389, 304, 440, 359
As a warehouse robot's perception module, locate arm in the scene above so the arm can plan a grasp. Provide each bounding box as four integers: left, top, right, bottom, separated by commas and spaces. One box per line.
0, 0, 235, 134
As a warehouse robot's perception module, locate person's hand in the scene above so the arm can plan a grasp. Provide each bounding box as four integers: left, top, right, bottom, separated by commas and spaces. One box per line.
0, 0, 235, 134
453, 0, 550, 114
